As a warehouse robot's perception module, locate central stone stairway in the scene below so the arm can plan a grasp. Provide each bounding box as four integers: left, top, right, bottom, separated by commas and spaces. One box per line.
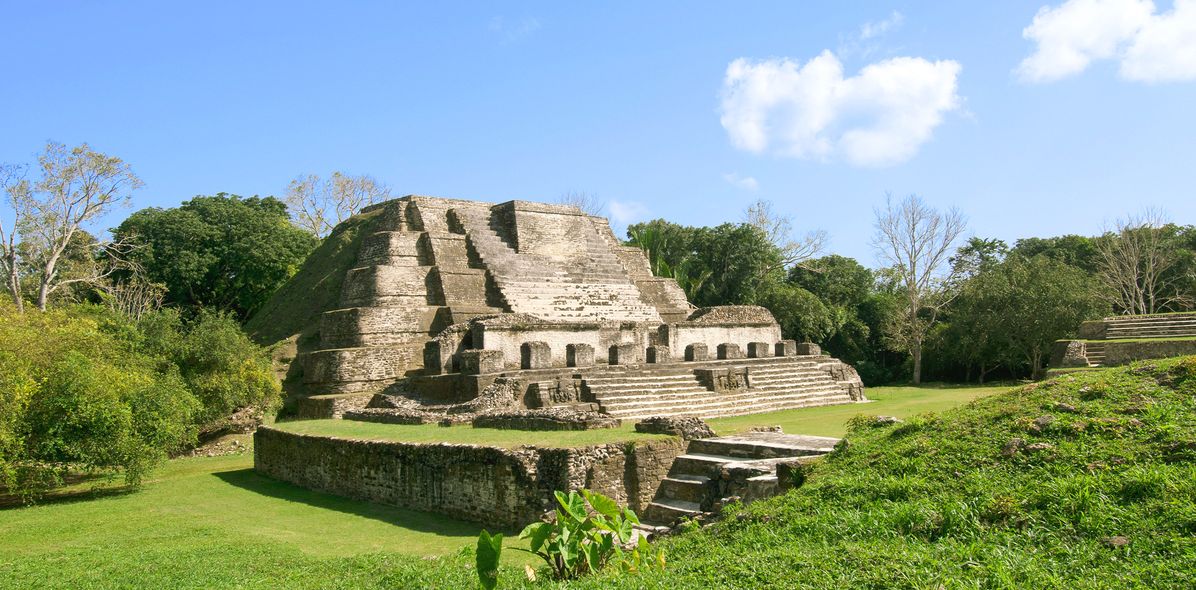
642, 432, 840, 526
581, 356, 860, 420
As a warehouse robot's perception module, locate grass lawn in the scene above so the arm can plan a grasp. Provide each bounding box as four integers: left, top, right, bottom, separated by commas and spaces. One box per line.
708, 382, 1012, 437
273, 419, 672, 448
0, 383, 1007, 589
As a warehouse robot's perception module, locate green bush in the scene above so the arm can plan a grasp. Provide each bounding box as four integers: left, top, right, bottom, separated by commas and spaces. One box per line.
0, 301, 278, 500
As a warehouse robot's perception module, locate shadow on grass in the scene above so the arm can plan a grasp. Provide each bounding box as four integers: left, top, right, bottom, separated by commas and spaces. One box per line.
0, 484, 138, 509
213, 468, 507, 536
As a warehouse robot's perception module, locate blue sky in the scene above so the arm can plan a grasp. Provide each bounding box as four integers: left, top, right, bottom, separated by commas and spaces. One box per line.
2, 1, 1194, 264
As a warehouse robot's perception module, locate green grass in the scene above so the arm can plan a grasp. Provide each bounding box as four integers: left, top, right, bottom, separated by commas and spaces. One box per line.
272, 420, 674, 448
0, 383, 1006, 589
708, 382, 1010, 437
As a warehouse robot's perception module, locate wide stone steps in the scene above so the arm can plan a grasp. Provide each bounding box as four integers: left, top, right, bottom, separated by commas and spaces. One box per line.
597, 389, 851, 420
643, 433, 841, 525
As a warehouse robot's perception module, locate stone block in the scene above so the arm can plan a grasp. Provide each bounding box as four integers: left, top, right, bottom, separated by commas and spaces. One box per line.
567, 343, 595, 368
609, 343, 641, 365
646, 345, 671, 364
684, 343, 708, 362
775, 339, 797, 357
461, 349, 504, 375
747, 342, 772, 358
795, 342, 821, 356
423, 340, 454, 375
521, 341, 552, 369
717, 343, 744, 360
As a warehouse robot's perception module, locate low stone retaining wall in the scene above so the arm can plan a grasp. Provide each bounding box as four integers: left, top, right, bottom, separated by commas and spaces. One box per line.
253, 426, 684, 529
1102, 339, 1196, 365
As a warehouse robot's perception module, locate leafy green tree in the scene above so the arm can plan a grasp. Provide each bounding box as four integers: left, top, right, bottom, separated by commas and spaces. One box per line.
757, 280, 833, 343
1010, 234, 1100, 273
950, 256, 1108, 377
115, 194, 318, 320
950, 237, 1008, 279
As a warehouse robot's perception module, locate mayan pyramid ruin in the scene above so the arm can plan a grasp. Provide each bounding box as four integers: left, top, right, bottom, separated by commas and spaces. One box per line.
249, 195, 866, 422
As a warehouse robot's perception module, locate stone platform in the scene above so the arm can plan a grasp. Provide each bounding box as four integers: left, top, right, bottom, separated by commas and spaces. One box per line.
1050, 313, 1196, 371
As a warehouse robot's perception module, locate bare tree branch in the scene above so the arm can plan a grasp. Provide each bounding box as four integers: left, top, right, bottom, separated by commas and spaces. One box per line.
556, 191, 607, 217
285, 172, 391, 238
872, 193, 967, 384
743, 199, 827, 276
1096, 208, 1188, 315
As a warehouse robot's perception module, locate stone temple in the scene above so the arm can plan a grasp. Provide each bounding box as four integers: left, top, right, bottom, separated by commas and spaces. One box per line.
253, 195, 865, 423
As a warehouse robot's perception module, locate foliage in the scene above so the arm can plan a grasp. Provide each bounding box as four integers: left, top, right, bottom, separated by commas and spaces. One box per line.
476, 489, 665, 584
944, 255, 1108, 378
114, 193, 318, 320
755, 280, 833, 343
285, 172, 391, 238
627, 219, 781, 307
0, 302, 278, 500
476, 530, 503, 590
1, 141, 143, 311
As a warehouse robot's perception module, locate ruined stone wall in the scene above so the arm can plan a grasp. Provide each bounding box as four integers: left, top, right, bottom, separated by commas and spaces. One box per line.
254, 426, 685, 528
1102, 339, 1196, 366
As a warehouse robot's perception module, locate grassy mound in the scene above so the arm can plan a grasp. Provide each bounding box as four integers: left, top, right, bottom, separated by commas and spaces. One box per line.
570, 357, 1196, 588
244, 208, 384, 347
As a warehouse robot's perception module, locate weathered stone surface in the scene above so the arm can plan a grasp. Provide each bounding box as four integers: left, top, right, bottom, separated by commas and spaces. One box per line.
609, 343, 641, 365
521, 341, 552, 369
795, 342, 821, 356
566, 343, 595, 367
254, 426, 685, 528
461, 349, 504, 375
775, 339, 797, 357
647, 345, 671, 364
634, 416, 715, 440
295, 393, 373, 419
685, 342, 708, 361
717, 343, 744, 360
472, 409, 621, 431
747, 342, 772, 358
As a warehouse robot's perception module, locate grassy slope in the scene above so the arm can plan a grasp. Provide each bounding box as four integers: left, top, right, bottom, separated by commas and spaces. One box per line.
243, 208, 383, 346
561, 358, 1196, 589
0, 384, 996, 589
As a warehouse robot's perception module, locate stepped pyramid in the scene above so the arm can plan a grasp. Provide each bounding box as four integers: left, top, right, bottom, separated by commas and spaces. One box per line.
250, 195, 866, 418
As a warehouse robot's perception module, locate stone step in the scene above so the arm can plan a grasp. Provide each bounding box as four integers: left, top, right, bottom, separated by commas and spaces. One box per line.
600, 390, 851, 419
668, 453, 738, 477
687, 434, 838, 459
643, 498, 702, 525
656, 475, 712, 504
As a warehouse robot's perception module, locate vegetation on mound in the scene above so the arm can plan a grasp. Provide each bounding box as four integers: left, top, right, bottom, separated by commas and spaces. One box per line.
562, 357, 1196, 588
0, 303, 278, 501
243, 207, 384, 346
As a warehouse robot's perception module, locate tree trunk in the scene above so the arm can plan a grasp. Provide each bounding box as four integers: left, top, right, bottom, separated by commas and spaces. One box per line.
6, 269, 21, 313
912, 345, 923, 385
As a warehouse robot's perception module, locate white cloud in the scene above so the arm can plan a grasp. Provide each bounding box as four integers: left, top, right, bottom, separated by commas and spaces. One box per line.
1018, 0, 1196, 83
719, 51, 962, 167
489, 16, 541, 44
607, 199, 650, 227
860, 11, 905, 40
722, 172, 760, 191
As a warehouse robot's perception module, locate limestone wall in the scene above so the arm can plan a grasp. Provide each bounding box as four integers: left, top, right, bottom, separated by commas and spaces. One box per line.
254, 426, 685, 529
1102, 339, 1196, 365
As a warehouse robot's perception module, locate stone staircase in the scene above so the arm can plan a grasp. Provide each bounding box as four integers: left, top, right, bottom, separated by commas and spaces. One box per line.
453, 208, 663, 323
581, 356, 859, 420
302, 200, 505, 395
1083, 341, 1107, 367
643, 432, 839, 525
1104, 314, 1196, 340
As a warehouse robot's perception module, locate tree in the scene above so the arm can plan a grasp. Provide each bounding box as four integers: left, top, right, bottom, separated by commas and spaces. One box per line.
3, 142, 142, 311
950, 237, 1008, 280
556, 191, 606, 216
743, 199, 826, 276
1096, 210, 1189, 315
0, 164, 23, 311
872, 194, 966, 384
284, 172, 390, 238
952, 256, 1107, 377
115, 194, 319, 320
